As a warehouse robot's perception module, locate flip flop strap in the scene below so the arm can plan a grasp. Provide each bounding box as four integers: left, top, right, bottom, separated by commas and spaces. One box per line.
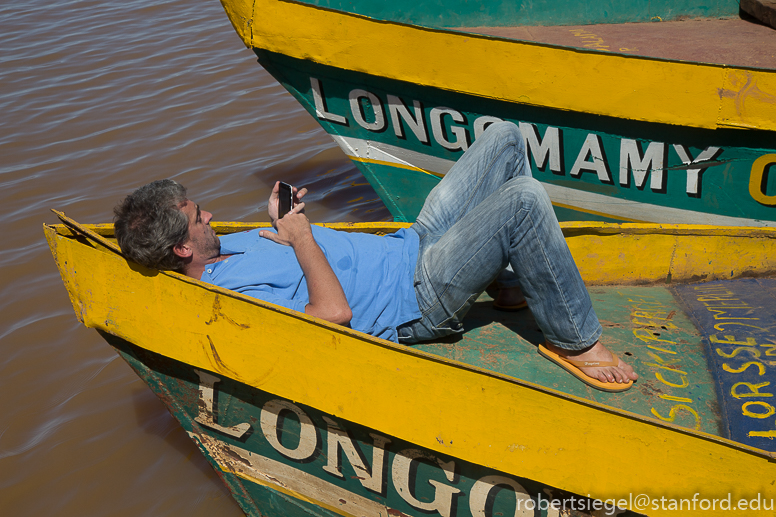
561, 357, 619, 368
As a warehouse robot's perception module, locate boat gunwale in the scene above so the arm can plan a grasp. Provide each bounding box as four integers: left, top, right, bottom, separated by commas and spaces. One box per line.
224, 0, 776, 134
54, 220, 776, 238
448, 22, 776, 73
279, 0, 775, 72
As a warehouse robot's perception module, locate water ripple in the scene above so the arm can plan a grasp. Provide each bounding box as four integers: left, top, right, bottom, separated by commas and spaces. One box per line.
1, 0, 388, 513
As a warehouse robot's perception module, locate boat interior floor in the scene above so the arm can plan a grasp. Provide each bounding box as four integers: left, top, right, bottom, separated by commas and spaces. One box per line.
414, 277, 776, 450
456, 16, 776, 69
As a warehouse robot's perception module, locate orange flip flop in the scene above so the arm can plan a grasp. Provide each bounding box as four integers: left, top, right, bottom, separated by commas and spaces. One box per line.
538, 344, 634, 392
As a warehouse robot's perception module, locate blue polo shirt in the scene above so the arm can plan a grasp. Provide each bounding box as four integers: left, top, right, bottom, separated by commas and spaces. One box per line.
200, 225, 421, 342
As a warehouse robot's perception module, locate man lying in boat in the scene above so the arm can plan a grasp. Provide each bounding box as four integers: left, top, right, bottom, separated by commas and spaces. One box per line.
113, 122, 638, 392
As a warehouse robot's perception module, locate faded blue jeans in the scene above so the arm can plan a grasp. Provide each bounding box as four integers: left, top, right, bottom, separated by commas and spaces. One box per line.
397, 122, 602, 350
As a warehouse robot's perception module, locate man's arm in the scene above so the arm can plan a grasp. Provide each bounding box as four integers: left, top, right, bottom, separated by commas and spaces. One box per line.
259, 211, 352, 325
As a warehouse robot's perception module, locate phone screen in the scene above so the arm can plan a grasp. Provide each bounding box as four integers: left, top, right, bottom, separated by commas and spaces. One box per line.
278, 182, 293, 216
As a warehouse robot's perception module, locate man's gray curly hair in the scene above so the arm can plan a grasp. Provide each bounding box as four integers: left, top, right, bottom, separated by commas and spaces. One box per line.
113, 179, 189, 271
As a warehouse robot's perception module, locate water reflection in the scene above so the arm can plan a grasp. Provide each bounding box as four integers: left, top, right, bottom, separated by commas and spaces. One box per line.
0, 0, 389, 514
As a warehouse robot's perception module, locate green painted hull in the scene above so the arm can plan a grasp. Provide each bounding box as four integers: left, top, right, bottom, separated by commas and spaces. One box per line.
107, 332, 643, 517
292, 0, 740, 28
256, 50, 776, 225
103, 280, 776, 516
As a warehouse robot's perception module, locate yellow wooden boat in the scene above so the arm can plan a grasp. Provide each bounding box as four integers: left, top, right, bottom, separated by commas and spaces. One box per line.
45, 211, 776, 516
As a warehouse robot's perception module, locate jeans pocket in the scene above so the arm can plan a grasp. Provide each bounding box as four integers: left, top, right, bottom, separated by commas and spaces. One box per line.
431, 290, 481, 335
432, 320, 464, 335
397, 323, 416, 343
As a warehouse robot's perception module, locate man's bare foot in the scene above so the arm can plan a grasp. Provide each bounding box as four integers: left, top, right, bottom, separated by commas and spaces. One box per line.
494, 286, 527, 310
544, 340, 638, 385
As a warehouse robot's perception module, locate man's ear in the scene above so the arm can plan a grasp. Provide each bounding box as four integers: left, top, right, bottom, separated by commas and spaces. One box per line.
173, 242, 192, 258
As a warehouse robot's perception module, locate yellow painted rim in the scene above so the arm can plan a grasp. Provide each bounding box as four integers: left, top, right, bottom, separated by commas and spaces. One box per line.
219, 0, 776, 132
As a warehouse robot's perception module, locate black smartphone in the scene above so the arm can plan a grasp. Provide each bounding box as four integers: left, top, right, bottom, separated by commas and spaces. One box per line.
278, 182, 294, 217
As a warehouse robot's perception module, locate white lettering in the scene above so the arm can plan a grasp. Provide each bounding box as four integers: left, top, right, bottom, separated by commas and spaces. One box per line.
310, 77, 347, 125
350, 89, 385, 131
387, 95, 428, 143
571, 134, 612, 182
260, 400, 318, 460
392, 449, 461, 517
469, 475, 533, 517
673, 145, 721, 195
474, 116, 504, 139
321, 416, 391, 494
620, 139, 666, 190
520, 122, 562, 173
193, 369, 251, 438
430, 107, 469, 151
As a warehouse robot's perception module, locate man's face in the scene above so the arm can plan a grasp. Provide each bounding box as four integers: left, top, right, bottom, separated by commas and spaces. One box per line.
179, 199, 220, 260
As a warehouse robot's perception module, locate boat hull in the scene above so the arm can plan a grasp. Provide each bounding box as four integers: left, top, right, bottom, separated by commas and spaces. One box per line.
257, 50, 776, 224
110, 333, 618, 517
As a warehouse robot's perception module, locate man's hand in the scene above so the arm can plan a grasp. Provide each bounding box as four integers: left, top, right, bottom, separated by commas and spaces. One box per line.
259, 209, 352, 326
260, 209, 311, 248
268, 181, 307, 228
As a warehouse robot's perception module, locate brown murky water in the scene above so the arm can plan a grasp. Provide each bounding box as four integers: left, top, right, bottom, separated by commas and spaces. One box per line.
0, 0, 389, 514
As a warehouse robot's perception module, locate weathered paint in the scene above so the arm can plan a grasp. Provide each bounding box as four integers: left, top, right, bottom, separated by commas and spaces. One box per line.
220, 0, 776, 133
673, 279, 776, 450
114, 328, 772, 517
561, 224, 776, 286
415, 285, 722, 436
420, 280, 774, 452
263, 59, 776, 223
289, 0, 740, 28
111, 335, 628, 517
44, 216, 776, 516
